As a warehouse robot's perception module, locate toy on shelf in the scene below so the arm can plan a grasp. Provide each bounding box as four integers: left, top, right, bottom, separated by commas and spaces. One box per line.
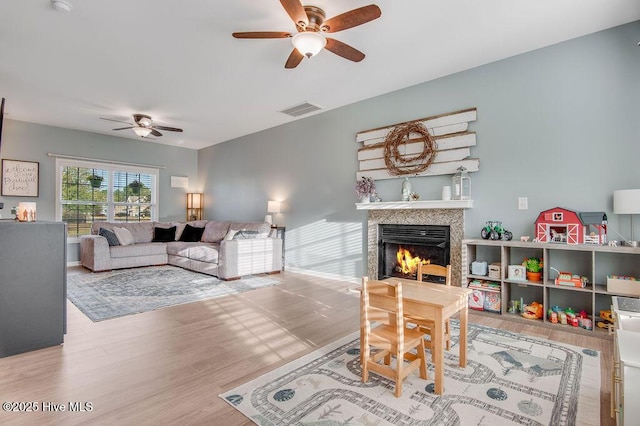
555, 271, 588, 288
534, 207, 607, 245
597, 310, 615, 332
547, 305, 593, 328
522, 302, 544, 319
480, 221, 513, 241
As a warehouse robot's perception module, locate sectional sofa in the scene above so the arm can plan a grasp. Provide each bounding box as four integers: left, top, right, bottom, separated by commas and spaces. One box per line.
80, 220, 282, 280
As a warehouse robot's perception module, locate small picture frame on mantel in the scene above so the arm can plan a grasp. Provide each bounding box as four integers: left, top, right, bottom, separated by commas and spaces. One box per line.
508, 265, 526, 281
1, 159, 39, 197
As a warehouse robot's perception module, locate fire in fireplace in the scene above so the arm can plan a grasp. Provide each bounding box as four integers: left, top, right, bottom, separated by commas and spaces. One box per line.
396, 246, 431, 276
378, 224, 450, 281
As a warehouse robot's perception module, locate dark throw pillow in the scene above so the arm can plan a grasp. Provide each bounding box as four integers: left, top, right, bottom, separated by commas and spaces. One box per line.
179, 224, 205, 242
153, 226, 176, 242
99, 227, 120, 247
232, 230, 260, 240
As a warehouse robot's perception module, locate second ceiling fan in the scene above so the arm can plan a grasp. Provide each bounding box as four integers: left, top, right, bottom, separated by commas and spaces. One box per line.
233, 1, 381, 69
100, 114, 183, 138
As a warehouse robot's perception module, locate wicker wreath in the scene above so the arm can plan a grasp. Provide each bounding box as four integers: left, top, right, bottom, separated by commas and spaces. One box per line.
383, 122, 436, 175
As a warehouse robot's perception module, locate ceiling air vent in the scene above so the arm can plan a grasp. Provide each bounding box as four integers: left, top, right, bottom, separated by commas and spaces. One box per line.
280, 102, 321, 118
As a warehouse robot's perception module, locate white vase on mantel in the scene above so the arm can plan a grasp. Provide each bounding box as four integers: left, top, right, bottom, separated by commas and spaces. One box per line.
360, 194, 371, 204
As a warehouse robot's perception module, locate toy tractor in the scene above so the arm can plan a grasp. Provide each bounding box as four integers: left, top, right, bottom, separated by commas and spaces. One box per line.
481, 221, 513, 241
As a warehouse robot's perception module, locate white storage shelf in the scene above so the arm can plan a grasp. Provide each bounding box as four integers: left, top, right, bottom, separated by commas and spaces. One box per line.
462, 239, 640, 336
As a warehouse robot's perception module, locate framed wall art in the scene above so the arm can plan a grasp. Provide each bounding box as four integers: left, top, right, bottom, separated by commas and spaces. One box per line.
1, 159, 39, 197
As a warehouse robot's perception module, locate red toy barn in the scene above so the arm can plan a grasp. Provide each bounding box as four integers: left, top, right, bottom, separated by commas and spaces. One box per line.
535, 207, 607, 245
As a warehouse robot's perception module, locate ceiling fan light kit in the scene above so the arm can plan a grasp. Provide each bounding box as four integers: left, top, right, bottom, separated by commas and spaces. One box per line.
133, 127, 152, 138
292, 32, 326, 58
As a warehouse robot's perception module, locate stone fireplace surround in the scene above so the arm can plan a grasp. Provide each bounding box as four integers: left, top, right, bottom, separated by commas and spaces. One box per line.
359, 201, 471, 286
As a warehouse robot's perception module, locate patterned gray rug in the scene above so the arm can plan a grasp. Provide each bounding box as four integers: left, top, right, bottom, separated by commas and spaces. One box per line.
221, 321, 600, 425
67, 265, 280, 322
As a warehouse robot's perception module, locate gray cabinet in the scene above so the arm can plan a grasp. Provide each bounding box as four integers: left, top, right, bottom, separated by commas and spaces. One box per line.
0, 221, 66, 357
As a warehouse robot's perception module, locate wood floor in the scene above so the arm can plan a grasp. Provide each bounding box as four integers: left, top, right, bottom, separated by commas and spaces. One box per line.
0, 268, 615, 425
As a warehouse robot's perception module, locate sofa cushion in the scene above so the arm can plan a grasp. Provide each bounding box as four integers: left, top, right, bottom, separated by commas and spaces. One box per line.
153, 226, 176, 242
113, 227, 135, 246
99, 228, 120, 246
188, 244, 220, 263
92, 221, 155, 243
109, 242, 167, 258
179, 224, 205, 242
229, 222, 271, 238
202, 221, 230, 243
165, 242, 220, 264
166, 241, 194, 257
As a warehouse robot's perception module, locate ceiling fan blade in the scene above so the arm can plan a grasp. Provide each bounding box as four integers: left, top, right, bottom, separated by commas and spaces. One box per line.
233, 31, 292, 39
325, 38, 365, 62
101, 117, 133, 125
284, 48, 304, 69
321, 5, 382, 33
150, 129, 162, 137
280, 0, 308, 28
112, 126, 134, 131
153, 125, 183, 132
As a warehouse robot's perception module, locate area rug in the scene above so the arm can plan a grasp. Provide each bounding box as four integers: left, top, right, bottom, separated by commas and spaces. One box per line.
67, 265, 280, 322
221, 321, 600, 426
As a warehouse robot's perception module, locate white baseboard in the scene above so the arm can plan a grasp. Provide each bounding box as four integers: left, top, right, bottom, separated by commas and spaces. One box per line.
285, 267, 361, 285
67, 261, 82, 267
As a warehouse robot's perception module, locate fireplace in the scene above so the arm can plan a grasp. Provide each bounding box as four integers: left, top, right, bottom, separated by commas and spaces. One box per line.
378, 224, 450, 281
365, 205, 466, 286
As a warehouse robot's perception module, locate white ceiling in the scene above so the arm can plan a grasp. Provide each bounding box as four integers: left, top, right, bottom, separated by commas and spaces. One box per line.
1, 1, 638, 150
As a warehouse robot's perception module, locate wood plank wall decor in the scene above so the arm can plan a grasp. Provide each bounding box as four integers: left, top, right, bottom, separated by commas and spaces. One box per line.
356, 108, 479, 181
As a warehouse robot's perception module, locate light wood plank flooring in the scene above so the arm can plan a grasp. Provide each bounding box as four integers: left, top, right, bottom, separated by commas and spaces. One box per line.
0, 268, 614, 425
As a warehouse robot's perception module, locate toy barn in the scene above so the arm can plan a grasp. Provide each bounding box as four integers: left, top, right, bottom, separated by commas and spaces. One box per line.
535, 207, 607, 245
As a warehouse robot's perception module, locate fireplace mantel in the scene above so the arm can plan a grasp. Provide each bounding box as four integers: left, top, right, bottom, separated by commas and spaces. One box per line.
356, 200, 473, 210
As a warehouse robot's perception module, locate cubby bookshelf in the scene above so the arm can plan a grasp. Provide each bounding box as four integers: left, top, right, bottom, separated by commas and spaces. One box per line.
462, 239, 640, 337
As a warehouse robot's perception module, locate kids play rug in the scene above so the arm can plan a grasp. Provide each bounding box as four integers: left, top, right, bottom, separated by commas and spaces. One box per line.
67, 265, 280, 322
221, 321, 600, 426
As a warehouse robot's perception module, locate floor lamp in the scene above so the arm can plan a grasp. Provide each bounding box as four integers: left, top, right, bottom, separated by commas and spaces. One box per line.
613, 189, 640, 246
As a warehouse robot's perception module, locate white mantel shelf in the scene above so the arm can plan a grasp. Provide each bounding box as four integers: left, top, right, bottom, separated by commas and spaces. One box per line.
355, 200, 474, 210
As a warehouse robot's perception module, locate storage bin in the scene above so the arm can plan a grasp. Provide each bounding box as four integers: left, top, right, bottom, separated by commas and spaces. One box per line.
607, 276, 640, 297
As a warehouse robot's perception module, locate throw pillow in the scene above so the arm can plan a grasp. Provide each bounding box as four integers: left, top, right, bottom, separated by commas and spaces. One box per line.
113, 226, 135, 246
231, 230, 260, 240
179, 224, 205, 242
99, 227, 120, 246
153, 226, 176, 242
224, 229, 238, 241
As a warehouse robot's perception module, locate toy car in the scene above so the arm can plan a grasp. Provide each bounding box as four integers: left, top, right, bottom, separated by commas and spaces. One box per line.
480, 221, 513, 241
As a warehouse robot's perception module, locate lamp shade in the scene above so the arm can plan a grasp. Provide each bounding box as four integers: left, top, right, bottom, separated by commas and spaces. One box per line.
291, 32, 326, 58
267, 201, 281, 213
613, 189, 640, 214
187, 193, 203, 209
133, 127, 152, 137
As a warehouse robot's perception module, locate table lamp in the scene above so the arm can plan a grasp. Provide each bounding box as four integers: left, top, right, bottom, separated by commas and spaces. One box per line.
265, 201, 281, 227
613, 189, 640, 246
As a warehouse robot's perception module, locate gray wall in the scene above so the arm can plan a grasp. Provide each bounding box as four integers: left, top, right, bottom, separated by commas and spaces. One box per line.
199, 20, 640, 279
0, 120, 198, 261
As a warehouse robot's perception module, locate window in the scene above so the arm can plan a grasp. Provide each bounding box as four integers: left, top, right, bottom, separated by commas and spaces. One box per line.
56, 158, 158, 239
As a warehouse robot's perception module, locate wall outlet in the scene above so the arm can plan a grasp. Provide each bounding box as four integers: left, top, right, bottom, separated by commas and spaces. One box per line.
518, 197, 528, 210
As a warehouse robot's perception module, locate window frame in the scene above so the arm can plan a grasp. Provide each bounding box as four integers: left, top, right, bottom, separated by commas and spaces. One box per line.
55, 158, 159, 242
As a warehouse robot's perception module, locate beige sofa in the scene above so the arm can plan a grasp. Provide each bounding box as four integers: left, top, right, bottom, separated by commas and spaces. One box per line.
80, 220, 282, 280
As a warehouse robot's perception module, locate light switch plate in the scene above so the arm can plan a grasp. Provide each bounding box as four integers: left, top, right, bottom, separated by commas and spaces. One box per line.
518, 197, 528, 210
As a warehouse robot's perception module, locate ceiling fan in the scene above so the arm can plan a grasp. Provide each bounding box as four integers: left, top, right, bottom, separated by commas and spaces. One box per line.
100, 114, 183, 138
232, 1, 381, 69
